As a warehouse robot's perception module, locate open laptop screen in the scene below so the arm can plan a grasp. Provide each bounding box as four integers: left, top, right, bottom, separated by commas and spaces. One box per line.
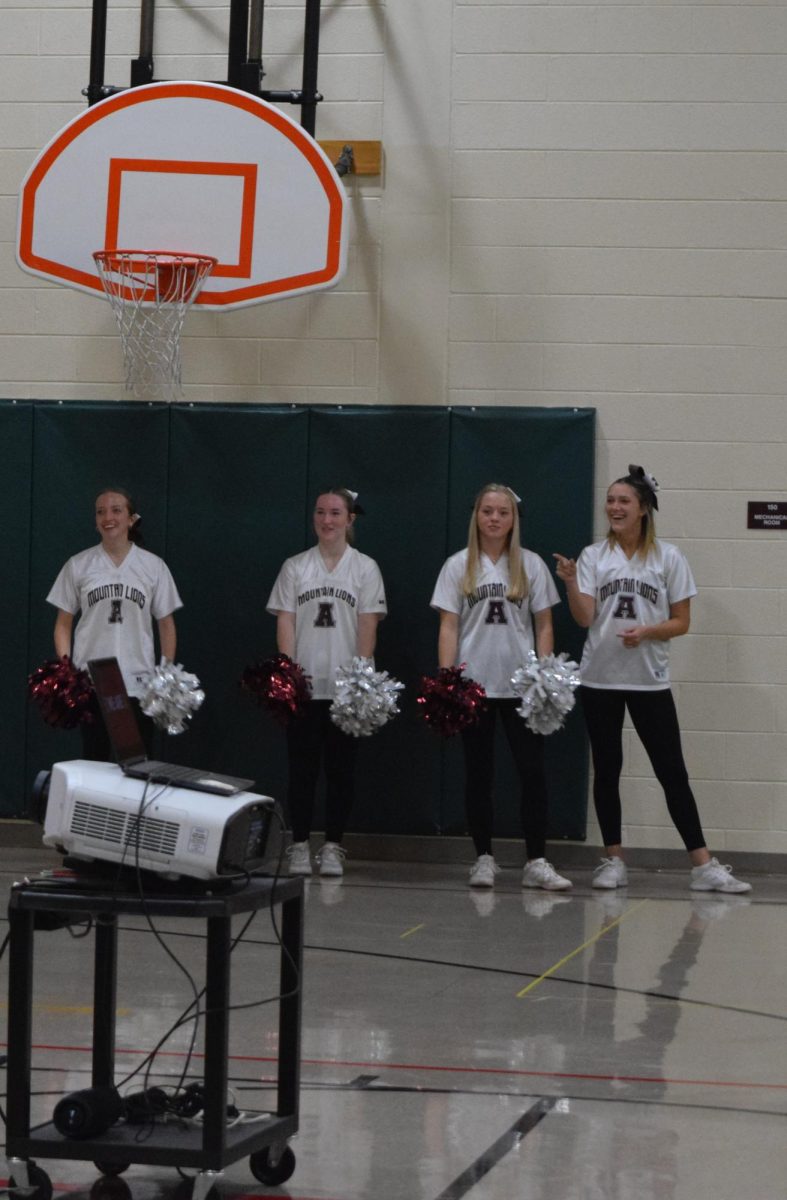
87, 657, 147, 764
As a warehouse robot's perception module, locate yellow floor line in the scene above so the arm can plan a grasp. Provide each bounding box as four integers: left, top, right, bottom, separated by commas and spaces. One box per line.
517, 899, 649, 998
400, 923, 426, 939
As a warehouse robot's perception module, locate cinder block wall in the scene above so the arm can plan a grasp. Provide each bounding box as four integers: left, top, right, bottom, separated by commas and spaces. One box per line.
2, 1, 785, 854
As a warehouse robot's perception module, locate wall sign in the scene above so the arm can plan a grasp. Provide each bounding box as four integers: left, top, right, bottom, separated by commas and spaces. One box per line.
747, 501, 787, 530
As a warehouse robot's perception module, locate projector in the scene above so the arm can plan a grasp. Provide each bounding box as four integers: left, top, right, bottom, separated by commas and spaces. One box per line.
39, 761, 278, 881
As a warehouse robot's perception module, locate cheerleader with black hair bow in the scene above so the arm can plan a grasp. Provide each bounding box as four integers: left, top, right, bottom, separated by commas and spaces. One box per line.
555, 465, 751, 894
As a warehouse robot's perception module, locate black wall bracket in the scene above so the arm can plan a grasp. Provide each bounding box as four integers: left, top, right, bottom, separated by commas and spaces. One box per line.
85, 0, 323, 135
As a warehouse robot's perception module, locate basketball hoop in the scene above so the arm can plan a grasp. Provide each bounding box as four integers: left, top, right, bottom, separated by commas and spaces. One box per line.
93, 250, 217, 400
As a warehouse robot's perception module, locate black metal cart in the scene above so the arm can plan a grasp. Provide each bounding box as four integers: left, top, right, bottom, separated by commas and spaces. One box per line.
5, 874, 303, 1197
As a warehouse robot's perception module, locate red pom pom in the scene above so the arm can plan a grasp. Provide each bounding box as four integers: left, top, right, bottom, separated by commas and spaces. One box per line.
28, 656, 97, 730
416, 665, 487, 737
241, 654, 312, 725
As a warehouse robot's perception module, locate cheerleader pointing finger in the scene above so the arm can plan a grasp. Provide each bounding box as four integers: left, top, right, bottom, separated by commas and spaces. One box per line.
556, 465, 751, 894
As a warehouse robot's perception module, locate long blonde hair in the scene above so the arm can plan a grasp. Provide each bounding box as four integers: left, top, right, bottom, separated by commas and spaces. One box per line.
606, 470, 657, 559
462, 484, 529, 601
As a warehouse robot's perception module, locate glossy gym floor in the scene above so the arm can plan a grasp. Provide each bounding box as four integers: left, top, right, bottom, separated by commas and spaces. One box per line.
0, 845, 784, 1200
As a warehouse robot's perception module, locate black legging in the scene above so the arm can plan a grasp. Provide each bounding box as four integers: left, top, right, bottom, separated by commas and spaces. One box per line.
579, 685, 706, 852
460, 699, 548, 860
285, 700, 358, 844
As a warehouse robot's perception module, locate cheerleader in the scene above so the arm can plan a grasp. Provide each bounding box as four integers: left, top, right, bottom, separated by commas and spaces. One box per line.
431, 484, 572, 891
47, 487, 182, 760
267, 488, 387, 879
554, 465, 751, 893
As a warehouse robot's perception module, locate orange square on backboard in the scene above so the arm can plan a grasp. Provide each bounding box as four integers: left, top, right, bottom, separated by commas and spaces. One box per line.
104, 159, 258, 279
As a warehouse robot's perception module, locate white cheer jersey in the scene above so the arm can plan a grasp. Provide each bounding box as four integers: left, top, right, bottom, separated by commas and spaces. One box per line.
576, 539, 697, 690
47, 544, 183, 697
267, 545, 387, 699
430, 548, 559, 698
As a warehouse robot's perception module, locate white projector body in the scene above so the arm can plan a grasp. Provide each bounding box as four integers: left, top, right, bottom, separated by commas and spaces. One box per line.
43, 761, 275, 880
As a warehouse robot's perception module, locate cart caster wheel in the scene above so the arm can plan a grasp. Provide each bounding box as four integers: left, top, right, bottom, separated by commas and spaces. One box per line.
89, 1176, 132, 1200
249, 1145, 296, 1186
93, 1163, 130, 1177
10, 1162, 53, 1200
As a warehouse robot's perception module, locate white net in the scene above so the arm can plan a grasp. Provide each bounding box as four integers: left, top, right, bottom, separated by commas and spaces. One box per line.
93, 251, 216, 401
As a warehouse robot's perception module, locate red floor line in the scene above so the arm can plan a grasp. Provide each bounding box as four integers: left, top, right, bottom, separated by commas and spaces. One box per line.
6, 1042, 785, 1092
0, 1190, 313, 1200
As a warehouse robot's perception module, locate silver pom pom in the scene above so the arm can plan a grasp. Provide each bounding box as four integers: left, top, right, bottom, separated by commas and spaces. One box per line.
511, 651, 580, 736
139, 658, 205, 735
330, 656, 404, 738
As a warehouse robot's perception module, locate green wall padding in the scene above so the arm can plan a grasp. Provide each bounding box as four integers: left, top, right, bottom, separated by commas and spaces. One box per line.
163, 405, 310, 791
4, 401, 594, 843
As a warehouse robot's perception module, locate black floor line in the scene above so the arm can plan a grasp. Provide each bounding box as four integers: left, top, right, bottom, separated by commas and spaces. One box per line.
43, 919, 782, 1024
296, 941, 787, 1024
16, 1065, 786, 1121
431, 1096, 556, 1200
9, 1080, 782, 1136
312, 1081, 786, 1121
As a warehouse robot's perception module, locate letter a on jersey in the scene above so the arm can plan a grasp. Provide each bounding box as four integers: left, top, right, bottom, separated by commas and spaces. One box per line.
485, 600, 508, 625
613, 595, 637, 620
314, 602, 335, 628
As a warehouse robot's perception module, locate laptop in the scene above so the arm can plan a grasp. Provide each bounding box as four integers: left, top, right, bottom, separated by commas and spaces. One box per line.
88, 657, 255, 796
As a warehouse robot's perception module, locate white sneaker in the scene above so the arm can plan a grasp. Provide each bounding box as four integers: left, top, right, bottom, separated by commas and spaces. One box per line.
592, 856, 628, 889
690, 857, 752, 893
317, 841, 346, 878
521, 858, 572, 891
287, 840, 312, 876
469, 853, 499, 888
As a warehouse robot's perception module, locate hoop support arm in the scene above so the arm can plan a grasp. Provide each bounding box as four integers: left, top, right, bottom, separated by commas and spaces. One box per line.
85, 0, 323, 131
